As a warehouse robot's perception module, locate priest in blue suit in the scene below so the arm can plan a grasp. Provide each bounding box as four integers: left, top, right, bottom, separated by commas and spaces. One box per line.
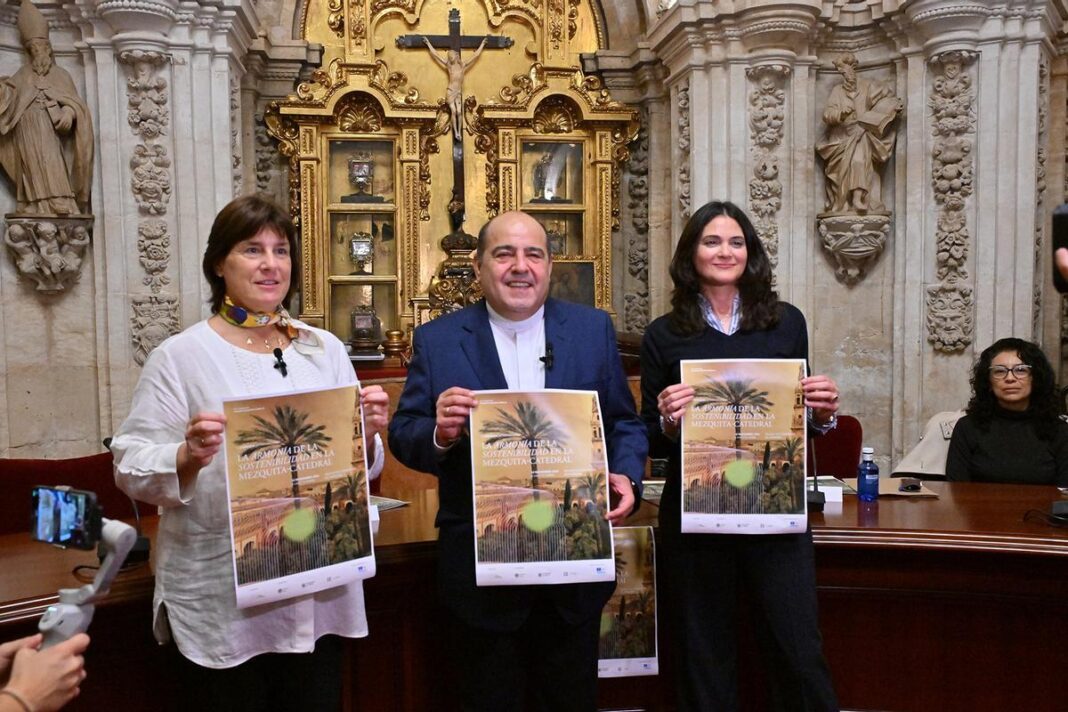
389, 211, 646, 711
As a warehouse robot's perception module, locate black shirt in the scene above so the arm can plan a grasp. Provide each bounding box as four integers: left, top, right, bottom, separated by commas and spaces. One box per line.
946, 408, 1068, 485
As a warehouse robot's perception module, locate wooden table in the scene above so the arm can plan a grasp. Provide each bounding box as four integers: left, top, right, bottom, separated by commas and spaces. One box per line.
3, 480, 1067, 711
809, 482, 1068, 712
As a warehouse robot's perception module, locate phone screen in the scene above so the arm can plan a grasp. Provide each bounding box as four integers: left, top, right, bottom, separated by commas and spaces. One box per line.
31, 486, 98, 549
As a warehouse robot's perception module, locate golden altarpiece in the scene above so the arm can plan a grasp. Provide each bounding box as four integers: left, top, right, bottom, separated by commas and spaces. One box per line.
264, 0, 637, 348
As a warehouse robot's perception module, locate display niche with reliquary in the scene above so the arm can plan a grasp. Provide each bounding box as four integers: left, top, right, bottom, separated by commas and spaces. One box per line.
265, 0, 637, 355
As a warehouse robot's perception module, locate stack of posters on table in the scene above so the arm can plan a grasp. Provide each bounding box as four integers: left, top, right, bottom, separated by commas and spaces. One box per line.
598, 526, 658, 678
222, 384, 376, 608
680, 359, 808, 534
470, 390, 615, 586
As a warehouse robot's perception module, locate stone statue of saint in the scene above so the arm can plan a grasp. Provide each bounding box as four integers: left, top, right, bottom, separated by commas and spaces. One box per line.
423, 36, 487, 139
0, 0, 94, 216
816, 53, 902, 215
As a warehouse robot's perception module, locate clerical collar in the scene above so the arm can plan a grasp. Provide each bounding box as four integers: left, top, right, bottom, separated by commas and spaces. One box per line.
486, 303, 545, 334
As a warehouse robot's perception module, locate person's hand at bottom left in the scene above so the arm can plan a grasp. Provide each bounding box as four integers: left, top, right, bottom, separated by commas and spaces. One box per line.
3, 633, 89, 712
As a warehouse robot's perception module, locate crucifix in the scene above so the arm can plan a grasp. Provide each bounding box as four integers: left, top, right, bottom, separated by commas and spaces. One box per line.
397, 9, 512, 233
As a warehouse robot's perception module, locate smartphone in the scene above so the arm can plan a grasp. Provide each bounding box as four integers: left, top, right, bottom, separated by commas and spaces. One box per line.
31, 486, 101, 550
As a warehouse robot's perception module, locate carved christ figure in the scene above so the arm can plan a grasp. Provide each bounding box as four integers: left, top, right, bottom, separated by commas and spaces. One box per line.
0, 0, 93, 216
423, 36, 487, 139
816, 53, 902, 215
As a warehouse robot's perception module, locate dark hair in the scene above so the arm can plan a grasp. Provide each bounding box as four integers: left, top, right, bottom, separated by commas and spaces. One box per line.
667, 200, 780, 335
475, 220, 492, 262
966, 337, 1063, 438
201, 195, 297, 313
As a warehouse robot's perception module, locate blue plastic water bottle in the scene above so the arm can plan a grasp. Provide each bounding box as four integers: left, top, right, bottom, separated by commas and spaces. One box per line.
857, 446, 879, 502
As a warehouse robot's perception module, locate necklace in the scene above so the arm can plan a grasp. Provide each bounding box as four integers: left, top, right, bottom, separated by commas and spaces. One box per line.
245, 331, 287, 352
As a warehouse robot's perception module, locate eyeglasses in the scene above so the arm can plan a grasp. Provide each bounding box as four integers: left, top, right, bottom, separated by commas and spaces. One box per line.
989, 364, 1032, 380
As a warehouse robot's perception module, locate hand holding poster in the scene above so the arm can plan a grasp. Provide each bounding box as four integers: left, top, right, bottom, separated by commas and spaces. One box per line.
470, 389, 615, 586
222, 385, 376, 607
680, 359, 808, 534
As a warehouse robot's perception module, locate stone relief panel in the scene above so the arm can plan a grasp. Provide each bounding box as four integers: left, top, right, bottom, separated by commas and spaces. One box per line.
230, 74, 242, 196
137, 219, 170, 293
3, 219, 90, 292
122, 50, 174, 218
925, 51, 977, 353
120, 50, 176, 365
1034, 58, 1048, 337
130, 295, 180, 366
122, 50, 169, 140
746, 65, 788, 270
130, 144, 172, 216
676, 80, 690, 221
254, 115, 284, 196
623, 107, 649, 334
816, 53, 903, 285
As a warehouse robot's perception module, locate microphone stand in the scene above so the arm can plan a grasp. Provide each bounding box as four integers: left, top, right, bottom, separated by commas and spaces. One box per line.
807, 438, 825, 513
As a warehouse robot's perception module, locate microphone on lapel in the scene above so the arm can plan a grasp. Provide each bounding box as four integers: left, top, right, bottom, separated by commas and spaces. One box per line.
539, 341, 554, 370
272, 348, 288, 377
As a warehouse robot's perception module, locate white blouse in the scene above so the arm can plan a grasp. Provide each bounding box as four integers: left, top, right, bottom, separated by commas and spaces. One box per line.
111, 319, 384, 669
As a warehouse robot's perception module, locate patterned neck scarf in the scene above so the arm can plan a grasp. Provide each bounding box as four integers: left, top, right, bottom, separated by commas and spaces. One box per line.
219, 296, 299, 338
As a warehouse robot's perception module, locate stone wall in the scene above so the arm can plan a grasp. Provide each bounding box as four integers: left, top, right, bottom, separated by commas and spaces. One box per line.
0, 0, 313, 456
594, 0, 1068, 469
3, 0, 1068, 470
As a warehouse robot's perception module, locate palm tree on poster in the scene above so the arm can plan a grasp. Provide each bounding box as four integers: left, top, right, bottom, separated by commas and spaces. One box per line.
235, 405, 332, 508
580, 472, 605, 506
480, 401, 567, 500
344, 469, 368, 554
693, 378, 773, 459
775, 436, 803, 466
577, 472, 609, 551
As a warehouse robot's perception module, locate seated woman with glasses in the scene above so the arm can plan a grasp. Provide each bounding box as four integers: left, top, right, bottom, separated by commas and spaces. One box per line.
946, 337, 1068, 485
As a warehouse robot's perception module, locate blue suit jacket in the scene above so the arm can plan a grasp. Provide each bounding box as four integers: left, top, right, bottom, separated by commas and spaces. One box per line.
388, 298, 646, 631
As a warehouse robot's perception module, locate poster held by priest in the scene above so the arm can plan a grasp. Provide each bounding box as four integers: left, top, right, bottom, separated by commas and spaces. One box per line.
222, 385, 375, 608
598, 526, 658, 678
470, 389, 615, 586
680, 359, 808, 534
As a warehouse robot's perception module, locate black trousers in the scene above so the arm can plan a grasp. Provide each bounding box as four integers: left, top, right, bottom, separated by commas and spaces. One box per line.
449, 598, 601, 712
169, 634, 343, 712
662, 530, 839, 712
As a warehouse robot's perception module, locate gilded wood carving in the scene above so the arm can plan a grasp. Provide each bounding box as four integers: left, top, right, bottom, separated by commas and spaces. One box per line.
268, 0, 637, 339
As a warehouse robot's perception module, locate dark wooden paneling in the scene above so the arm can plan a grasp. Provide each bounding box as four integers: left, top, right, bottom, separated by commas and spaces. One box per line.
5, 477, 1068, 711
